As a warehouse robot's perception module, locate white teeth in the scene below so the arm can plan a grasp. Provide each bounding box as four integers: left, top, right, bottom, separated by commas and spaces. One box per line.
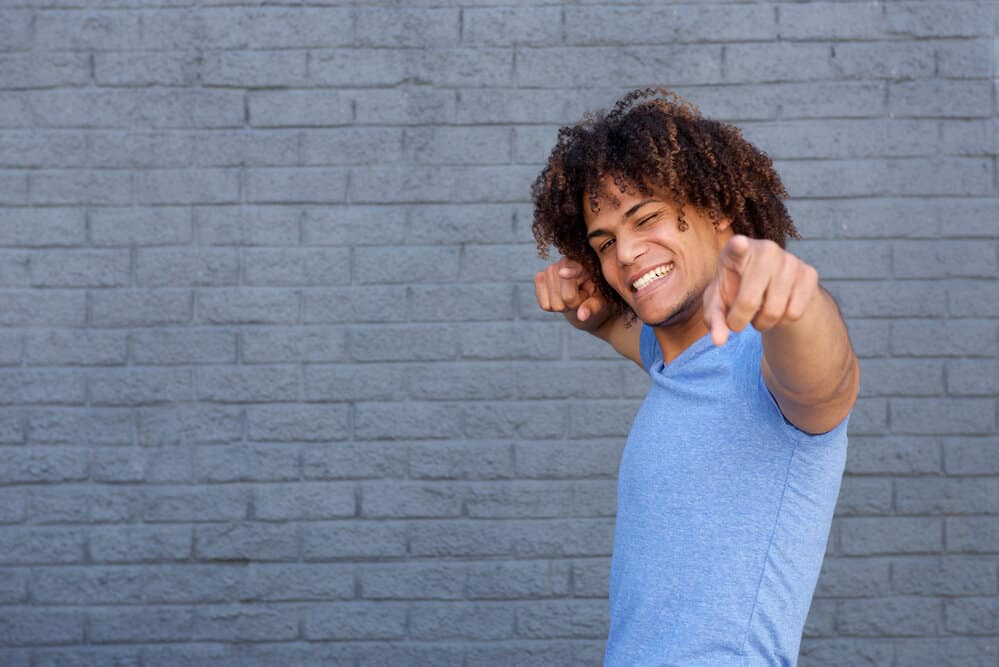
632, 263, 674, 290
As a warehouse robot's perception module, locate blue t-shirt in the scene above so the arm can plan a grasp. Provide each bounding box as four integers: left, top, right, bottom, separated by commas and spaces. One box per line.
604, 324, 849, 667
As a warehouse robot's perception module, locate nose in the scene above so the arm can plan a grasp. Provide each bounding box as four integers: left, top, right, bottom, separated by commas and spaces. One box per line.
615, 231, 647, 266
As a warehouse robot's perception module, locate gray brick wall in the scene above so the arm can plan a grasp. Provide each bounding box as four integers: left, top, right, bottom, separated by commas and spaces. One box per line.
0, 1, 996, 665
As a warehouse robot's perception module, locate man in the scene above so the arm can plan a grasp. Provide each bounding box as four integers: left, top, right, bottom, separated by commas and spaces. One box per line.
531, 88, 859, 666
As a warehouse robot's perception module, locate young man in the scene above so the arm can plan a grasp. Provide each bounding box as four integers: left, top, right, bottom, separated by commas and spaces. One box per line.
531, 88, 859, 666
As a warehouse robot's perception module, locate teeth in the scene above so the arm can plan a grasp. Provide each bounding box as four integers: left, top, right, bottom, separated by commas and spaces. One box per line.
632, 263, 674, 290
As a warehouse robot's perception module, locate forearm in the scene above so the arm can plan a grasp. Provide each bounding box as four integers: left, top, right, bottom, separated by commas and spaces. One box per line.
761, 287, 858, 405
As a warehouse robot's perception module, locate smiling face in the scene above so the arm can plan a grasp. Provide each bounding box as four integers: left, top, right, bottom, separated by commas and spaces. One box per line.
583, 176, 733, 329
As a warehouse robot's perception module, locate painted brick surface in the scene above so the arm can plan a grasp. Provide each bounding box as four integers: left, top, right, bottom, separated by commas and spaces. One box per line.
1, 1, 996, 665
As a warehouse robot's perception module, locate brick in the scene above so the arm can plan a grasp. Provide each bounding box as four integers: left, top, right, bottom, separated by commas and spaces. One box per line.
857, 358, 944, 397
464, 7, 562, 46
937, 39, 994, 78
894, 240, 996, 278
0, 291, 85, 327
946, 516, 999, 553
195, 366, 298, 402
201, 50, 308, 87
247, 168, 349, 204
29, 407, 131, 445
790, 240, 891, 279
0, 92, 33, 128
945, 597, 999, 634
302, 521, 407, 559
249, 90, 352, 127
31, 90, 244, 129
89, 525, 192, 563
778, 2, 885, 40
89, 368, 193, 406
943, 436, 999, 474
354, 246, 459, 284
889, 79, 992, 118
144, 486, 249, 522
459, 321, 561, 360
141, 644, 354, 667
244, 248, 350, 286
797, 638, 895, 667
827, 280, 946, 318
197, 288, 298, 324
303, 286, 408, 324
408, 204, 524, 244
91, 289, 190, 327
885, 1, 999, 37
243, 326, 347, 363
0, 208, 86, 247
302, 442, 407, 480
464, 400, 567, 439
351, 165, 535, 203
892, 318, 996, 357
462, 243, 548, 281
191, 130, 302, 168
410, 284, 516, 321
803, 598, 837, 637
196, 206, 300, 246
90, 206, 191, 246
26, 486, 91, 524
0, 370, 84, 405
845, 435, 941, 475
30, 249, 130, 288
837, 596, 942, 636
467, 641, 580, 667
891, 397, 994, 434
949, 280, 999, 316
0, 526, 86, 564
138, 404, 242, 446
941, 119, 999, 157
839, 516, 942, 555
303, 205, 404, 246
404, 126, 510, 165
302, 127, 402, 166
242, 563, 354, 601
247, 404, 350, 441
25, 329, 127, 366
514, 440, 622, 479
893, 638, 998, 667
456, 87, 618, 124
89, 131, 191, 168
466, 480, 575, 519
948, 359, 998, 395
892, 555, 997, 595
304, 603, 406, 640
92, 607, 190, 643
566, 4, 775, 43
468, 560, 569, 599
351, 87, 455, 125
35, 10, 144, 50
305, 364, 406, 402
138, 248, 239, 288
0, 11, 31, 51
835, 476, 892, 515
0, 131, 87, 168
409, 602, 515, 640
355, 8, 459, 47
136, 169, 239, 204
193, 604, 299, 641
195, 8, 353, 49
515, 599, 608, 639
742, 119, 942, 161
194, 522, 298, 560
781, 157, 993, 197
130, 328, 236, 365
896, 476, 998, 514
0, 569, 28, 603
814, 556, 892, 597
829, 41, 936, 80
360, 481, 462, 518
195, 443, 300, 483
95, 52, 199, 86
569, 399, 641, 438
409, 440, 513, 480
310, 49, 408, 87
349, 324, 456, 361
0, 609, 84, 645
359, 562, 465, 599
254, 482, 354, 520
30, 170, 132, 205
518, 46, 723, 87
355, 402, 462, 440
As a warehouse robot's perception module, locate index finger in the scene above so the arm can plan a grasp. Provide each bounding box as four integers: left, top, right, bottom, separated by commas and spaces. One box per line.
557, 257, 585, 279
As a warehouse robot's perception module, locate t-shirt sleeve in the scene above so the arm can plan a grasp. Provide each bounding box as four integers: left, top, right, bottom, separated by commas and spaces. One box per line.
639, 323, 661, 374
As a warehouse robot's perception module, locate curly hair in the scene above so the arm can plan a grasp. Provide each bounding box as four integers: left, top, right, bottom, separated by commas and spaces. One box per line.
531, 87, 799, 322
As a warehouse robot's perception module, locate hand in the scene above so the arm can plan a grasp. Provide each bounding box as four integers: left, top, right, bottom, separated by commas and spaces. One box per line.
703, 235, 819, 346
534, 257, 608, 325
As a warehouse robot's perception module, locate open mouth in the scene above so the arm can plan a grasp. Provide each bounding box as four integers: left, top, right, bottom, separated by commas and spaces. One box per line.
631, 262, 675, 297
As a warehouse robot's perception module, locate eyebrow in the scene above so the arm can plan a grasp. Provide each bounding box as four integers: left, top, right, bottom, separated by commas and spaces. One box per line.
585, 198, 658, 242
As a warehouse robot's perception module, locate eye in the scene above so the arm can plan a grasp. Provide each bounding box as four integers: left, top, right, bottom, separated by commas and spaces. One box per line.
635, 213, 657, 227
598, 238, 615, 253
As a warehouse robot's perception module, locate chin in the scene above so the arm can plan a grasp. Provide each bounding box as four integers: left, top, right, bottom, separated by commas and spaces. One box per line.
640, 291, 700, 328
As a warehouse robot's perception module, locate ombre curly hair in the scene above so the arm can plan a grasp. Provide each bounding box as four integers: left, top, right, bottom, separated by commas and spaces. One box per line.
531, 87, 799, 322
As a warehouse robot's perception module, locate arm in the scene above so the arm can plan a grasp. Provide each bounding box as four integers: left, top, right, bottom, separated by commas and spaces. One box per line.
704, 236, 859, 435
535, 258, 642, 368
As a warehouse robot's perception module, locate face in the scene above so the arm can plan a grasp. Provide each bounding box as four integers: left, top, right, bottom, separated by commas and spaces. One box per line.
583, 177, 733, 328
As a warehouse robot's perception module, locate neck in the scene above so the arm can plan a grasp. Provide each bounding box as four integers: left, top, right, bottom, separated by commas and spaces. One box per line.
651, 301, 711, 365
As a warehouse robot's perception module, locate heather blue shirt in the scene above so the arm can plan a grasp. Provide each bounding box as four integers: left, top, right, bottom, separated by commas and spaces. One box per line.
604, 324, 849, 666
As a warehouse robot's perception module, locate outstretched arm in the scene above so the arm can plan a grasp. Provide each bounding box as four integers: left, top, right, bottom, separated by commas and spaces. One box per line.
703, 235, 860, 435
534, 258, 642, 368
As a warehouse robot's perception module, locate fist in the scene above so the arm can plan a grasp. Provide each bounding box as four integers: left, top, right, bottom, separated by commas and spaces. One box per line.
534, 257, 608, 324
703, 235, 819, 346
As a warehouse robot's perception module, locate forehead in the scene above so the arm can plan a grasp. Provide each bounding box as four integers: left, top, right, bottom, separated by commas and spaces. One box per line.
582, 176, 678, 229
